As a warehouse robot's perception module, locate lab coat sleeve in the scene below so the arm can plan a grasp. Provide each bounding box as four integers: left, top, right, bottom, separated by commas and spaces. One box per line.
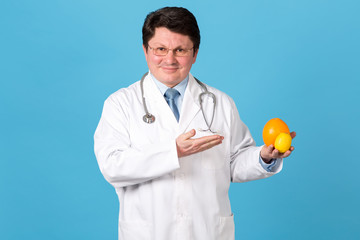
94, 95, 180, 188
228, 98, 283, 182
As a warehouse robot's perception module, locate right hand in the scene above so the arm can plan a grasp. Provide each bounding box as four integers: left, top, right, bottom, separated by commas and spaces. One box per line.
176, 129, 224, 158
260, 131, 296, 162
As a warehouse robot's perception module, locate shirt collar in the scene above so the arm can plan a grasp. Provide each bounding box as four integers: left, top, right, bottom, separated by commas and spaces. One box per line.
150, 72, 188, 97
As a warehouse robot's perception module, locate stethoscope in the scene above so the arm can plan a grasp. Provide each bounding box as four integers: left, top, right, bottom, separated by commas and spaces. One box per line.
140, 72, 217, 133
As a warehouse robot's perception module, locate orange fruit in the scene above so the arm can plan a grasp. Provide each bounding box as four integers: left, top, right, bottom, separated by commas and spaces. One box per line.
262, 118, 290, 146
274, 133, 292, 153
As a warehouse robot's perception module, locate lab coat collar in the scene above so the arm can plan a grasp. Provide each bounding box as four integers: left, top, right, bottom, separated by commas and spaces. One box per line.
142, 72, 203, 134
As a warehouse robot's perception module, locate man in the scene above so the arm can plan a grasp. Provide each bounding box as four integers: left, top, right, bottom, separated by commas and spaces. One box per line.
94, 7, 295, 240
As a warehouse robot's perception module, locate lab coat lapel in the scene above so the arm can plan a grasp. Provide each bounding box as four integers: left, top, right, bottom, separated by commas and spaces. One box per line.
178, 73, 202, 134
143, 74, 179, 126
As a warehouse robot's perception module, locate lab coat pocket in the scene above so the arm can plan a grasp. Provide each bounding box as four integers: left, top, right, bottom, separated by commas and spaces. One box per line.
118, 220, 152, 240
201, 143, 226, 170
217, 214, 235, 240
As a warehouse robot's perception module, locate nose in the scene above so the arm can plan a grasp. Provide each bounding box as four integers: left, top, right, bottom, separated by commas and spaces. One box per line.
163, 50, 177, 64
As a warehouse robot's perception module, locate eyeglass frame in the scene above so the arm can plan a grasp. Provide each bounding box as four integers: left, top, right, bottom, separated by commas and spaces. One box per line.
148, 45, 195, 57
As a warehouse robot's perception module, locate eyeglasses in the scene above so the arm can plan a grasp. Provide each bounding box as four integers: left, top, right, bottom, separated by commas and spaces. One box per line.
148, 45, 194, 57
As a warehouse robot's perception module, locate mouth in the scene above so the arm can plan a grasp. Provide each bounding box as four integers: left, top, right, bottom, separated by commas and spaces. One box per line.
160, 66, 179, 73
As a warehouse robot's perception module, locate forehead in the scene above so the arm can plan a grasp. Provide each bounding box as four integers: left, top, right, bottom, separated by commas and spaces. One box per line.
149, 27, 193, 46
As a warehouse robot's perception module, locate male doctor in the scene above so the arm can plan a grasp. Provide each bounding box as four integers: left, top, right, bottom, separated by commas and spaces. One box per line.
94, 6, 295, 240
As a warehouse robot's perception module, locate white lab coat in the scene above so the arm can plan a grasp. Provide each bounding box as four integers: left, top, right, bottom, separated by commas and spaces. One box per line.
94, 73, 282, 240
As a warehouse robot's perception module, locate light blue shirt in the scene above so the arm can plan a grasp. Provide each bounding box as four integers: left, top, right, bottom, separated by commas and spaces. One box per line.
259, 157, 280, 172
150, 73, 188, 113
151, 73, 279, 172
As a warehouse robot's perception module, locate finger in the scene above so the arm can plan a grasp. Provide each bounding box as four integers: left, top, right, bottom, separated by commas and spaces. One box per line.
272, 148, 282, 158
281, 149, 292, 158
182, 129, 196, 140
195, 135, 224, 146
266, 144, 275, 154
282, 146, 295, 157
290, 131, 296, 139
192, 135, 223, 153
198, 138, 223, 152
260, 144, 275, 160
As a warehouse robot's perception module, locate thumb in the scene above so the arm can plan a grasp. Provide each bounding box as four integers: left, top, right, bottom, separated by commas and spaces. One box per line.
183, 129, 196, 139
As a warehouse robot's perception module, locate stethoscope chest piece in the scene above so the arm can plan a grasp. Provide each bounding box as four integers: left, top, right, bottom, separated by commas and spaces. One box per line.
143, 114, 155, 124
140, 72, 156, 124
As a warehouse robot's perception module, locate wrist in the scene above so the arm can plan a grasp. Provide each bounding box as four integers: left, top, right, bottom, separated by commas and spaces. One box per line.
262, 157, 273, 164
260, 151, 271, 163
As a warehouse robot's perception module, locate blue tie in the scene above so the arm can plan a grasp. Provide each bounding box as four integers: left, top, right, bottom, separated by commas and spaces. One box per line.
164, 88, 180, 122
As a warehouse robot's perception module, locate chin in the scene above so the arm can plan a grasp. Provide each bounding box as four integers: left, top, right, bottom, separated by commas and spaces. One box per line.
159, 74, 183, 86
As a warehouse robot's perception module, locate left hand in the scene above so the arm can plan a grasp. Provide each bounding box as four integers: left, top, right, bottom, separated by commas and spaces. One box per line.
260, 132, 296, 163
176, 129, 224, 158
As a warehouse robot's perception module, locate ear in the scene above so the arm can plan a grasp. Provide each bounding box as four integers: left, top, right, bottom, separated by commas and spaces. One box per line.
143, 45, 148, 58
192, 49, 199, 64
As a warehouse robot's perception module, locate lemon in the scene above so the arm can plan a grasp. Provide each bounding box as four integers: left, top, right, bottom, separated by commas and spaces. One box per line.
274, 133, 292, 153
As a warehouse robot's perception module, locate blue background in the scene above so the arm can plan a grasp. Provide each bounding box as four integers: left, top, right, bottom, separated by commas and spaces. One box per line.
1, 0, 359, 239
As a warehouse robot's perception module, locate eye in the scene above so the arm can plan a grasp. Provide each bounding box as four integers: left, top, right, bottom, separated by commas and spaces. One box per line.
157, 47, 167, 52
176, 48, 185, 53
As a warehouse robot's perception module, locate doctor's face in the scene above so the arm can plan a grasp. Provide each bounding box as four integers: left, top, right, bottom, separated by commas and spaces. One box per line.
143, 27, 198, 88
